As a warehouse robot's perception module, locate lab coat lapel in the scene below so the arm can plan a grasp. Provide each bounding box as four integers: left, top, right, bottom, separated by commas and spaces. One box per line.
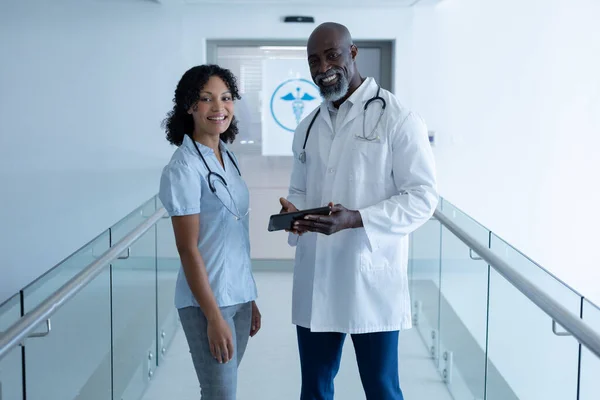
337, 78, 376, 133
318, 102, 333, 132
337, 101, 363, 133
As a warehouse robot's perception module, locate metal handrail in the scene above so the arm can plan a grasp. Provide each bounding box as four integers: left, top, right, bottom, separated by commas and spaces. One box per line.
0, 207, 167, 361
435, 209, 600, 360
3, 204, 599, 363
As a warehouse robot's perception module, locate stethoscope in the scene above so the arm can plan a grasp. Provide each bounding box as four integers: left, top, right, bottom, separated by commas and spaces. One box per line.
299, 85, 386, 164
190, 136, 249, 220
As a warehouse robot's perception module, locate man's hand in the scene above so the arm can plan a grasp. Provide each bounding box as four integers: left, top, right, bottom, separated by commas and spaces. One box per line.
279, 197, 305, 235
279, 197, 298, 214
293, 202, 363, 235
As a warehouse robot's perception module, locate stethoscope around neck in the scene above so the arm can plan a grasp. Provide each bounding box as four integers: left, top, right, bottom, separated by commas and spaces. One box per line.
299, 85, 386, 164
189, 135, 248, 220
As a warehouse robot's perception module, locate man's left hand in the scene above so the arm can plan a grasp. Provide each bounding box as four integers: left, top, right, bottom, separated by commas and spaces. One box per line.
294, 202, 363, 235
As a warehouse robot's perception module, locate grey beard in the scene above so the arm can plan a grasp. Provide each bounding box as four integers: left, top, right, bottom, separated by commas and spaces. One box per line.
318, 73, 350, 103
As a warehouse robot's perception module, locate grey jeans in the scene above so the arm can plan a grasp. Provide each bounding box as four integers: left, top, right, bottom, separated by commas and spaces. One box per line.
178, 302, 253, 400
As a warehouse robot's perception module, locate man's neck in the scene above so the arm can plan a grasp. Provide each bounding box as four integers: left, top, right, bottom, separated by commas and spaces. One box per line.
332, 75, 366, 109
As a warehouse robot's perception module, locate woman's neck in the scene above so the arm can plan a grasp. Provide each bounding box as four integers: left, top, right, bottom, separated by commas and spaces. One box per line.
193, 132, 220, 154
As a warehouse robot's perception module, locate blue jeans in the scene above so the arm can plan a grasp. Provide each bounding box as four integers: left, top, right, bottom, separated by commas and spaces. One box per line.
296, 326, 404, 400
178, 302, 252, 400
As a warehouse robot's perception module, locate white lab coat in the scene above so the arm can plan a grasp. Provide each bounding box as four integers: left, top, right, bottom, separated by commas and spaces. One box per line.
287, 77, 438, 334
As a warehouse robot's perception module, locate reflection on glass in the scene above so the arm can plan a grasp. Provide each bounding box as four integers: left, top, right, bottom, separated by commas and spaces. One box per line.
438, 200, 489, 400
216, 45, 310, 155
579, 299, 600, 400
111, 198, 157, 400
156, 197, 180, 364
1, 195, 183, 400
486, 234, 581, 399
0, 294, 23, 400
409, 212, 442, 368
23, 231, 112, 400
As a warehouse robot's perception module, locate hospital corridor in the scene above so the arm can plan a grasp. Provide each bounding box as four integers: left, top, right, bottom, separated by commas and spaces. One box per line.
1, 0, 600, 399
141, 271, 452, 400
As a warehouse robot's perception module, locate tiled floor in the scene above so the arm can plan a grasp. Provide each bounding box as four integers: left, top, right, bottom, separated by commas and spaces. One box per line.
142, 271, 452, 400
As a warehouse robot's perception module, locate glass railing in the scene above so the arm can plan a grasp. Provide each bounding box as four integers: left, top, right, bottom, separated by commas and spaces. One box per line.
580, 299, 600, 397
408, 197, 600, 400
2, 193, 600, 400
0, 294, 23, 400
0, 195, 179, 400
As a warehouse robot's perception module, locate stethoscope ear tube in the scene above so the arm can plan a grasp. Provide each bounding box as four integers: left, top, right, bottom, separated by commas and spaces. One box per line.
299, 85, 386, 163
364, 85, 386, 111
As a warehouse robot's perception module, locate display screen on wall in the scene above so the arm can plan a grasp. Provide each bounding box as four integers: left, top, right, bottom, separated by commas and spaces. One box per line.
261, 58, 320, 156
212, 42, 387, 157
214, 46, 311, 156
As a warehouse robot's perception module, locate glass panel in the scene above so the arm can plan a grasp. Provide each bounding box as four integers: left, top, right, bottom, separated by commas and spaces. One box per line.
111, 198, 157, 400
214, 45, 304, 262
210, 41, 390, 264
23, 231, 111, 400
409, 212, 442, 367
579, 299, 600, 399
438, 200, 489, 399
486, 234, 581, 400
156, 197, 180, 364
213, 43, 385, 158
0, 294, 23, 400
216, 45, 310, 157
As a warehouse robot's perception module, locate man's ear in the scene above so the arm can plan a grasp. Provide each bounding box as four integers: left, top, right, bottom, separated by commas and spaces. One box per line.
350, 44, 358, 61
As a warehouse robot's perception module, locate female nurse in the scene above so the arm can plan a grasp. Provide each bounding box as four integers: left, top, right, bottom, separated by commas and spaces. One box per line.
158, 64, 261, 400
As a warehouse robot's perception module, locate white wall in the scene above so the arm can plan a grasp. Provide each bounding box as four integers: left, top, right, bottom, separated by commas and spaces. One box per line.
180, 4, 414, 259
408, 0, 600, 303
0, 1, 418, 301
181, 5, 413, 98
0, 0, 184, 303
5, 0, 595, 309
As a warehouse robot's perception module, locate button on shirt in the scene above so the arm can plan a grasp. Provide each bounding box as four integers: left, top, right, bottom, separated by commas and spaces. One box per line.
158, 135, 257, 309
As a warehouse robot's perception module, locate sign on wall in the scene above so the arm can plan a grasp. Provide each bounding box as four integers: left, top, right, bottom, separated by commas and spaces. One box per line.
261, 58, 321, 156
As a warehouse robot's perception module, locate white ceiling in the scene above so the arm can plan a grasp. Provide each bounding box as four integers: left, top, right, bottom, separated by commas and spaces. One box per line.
183, 0, 442, 6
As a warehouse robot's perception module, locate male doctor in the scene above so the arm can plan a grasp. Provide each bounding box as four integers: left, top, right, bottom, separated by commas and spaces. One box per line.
279, 22, 438, 400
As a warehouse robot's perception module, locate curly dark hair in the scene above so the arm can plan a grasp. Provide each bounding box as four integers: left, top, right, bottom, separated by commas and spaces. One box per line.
162, 65, 242, 146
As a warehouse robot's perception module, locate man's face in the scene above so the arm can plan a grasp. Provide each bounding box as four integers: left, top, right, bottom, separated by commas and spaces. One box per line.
307, 37, 357, 103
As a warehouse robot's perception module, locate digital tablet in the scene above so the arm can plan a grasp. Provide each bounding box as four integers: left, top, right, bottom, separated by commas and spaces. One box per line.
268, 206, 331, 232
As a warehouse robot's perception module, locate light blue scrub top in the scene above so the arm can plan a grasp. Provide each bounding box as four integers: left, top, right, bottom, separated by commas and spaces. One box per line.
158, 134, 257, 309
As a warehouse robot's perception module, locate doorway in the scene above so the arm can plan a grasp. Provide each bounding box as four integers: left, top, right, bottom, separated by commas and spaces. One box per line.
205, 39, 393, 261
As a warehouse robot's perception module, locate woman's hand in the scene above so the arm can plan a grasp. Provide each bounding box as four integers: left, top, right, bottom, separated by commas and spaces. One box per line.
250, 301, 262, 337
207, 316, 234, 364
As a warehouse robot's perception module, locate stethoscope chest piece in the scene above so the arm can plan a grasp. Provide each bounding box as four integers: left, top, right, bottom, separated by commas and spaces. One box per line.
299, 151, 307, 164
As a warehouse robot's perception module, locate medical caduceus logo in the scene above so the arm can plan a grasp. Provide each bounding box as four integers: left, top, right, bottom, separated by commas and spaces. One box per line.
281, 87, 317, 124
270, 78, 320, 133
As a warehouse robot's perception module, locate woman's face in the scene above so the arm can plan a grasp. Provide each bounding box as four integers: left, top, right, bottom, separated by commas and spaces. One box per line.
189, 75, 235, 138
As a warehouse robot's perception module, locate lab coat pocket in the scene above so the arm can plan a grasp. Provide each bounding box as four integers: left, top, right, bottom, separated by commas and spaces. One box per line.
356, 228, 390, 272
360, 251, 390, 271
351, 136, 388, 183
